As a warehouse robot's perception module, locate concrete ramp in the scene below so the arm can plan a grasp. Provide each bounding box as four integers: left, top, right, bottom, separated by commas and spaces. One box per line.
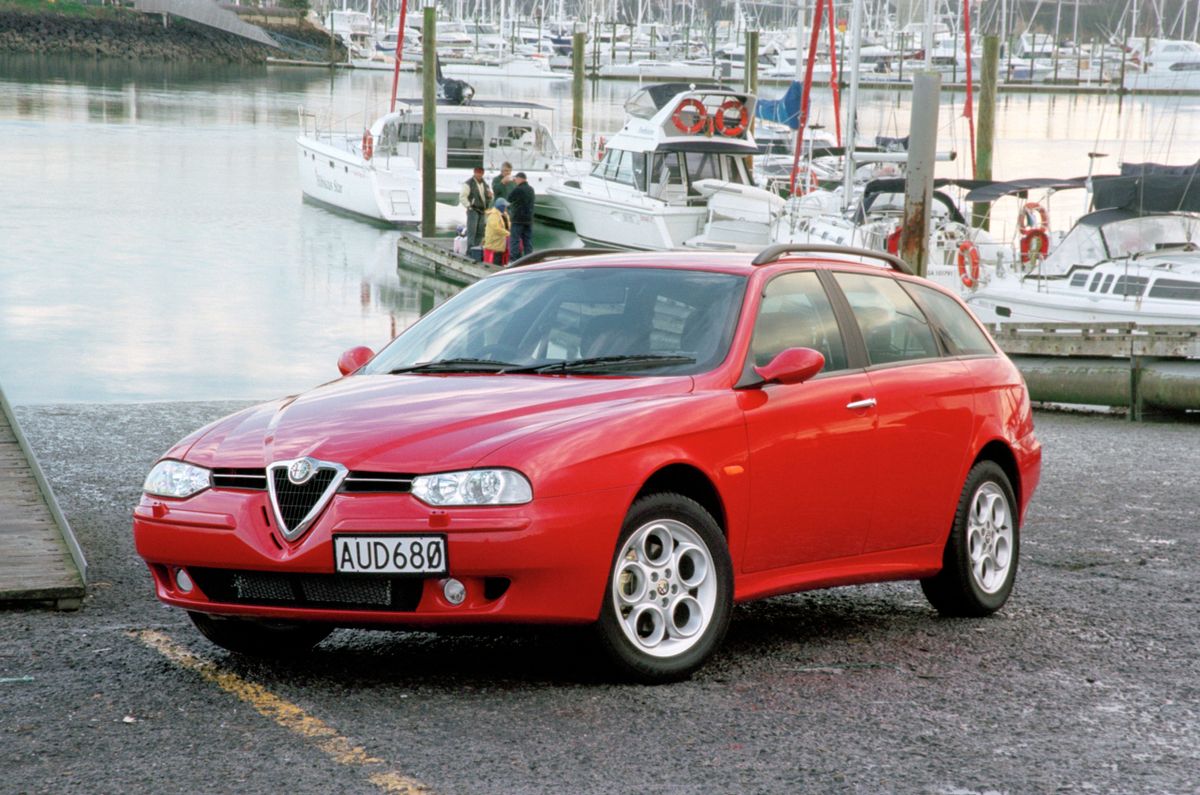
0, 385, 86, 609
134, 0, 280, 49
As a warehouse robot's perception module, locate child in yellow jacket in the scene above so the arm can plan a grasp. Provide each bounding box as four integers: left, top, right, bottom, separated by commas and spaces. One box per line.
482, 198, 511, 265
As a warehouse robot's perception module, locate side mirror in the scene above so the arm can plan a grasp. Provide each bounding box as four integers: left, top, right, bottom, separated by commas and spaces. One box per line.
753, 347, 825, 386
337, 346, 375, 376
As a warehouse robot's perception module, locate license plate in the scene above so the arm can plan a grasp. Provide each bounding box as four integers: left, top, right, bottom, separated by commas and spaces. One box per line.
333, 535, 447, 575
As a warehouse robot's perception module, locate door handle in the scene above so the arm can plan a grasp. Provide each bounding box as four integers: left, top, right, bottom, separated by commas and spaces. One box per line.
846, 397, 877, 411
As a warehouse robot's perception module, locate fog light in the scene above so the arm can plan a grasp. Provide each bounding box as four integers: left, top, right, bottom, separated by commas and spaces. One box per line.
442, 578, 466, 605
174, 568, 194, 594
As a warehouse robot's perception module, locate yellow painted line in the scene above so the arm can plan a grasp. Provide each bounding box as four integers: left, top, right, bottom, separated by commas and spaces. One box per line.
132, 630, 429, 795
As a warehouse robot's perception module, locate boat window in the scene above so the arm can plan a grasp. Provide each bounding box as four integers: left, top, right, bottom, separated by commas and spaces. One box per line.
1148, 278, 1200, 301
833, 272, 940, 365
446, 120, 485, 168
752, 271, 848, 371
613, 150, 637, 186
1112, 275, 1149, 297
685, 152, 721, 183
1088, 273, 1103, 292
1100, 274, 1115, 293
496, 125, 532, 146
648, 152, 685, 200
1069, 271, 1091, 288
590, 148, 613, 178
904, 283, 995, 356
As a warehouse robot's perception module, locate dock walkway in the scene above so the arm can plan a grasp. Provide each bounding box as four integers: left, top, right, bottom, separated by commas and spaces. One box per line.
0, 386, 86, 609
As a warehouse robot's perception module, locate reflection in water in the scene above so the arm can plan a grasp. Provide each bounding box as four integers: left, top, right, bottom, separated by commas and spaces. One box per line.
2, 56, 1199, 403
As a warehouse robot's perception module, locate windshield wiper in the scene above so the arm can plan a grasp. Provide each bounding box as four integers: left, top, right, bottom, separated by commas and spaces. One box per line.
507, 355, 696, 374
389, 358, 522, 374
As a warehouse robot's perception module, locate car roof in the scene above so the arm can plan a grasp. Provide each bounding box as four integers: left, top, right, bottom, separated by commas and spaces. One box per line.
512, 249, 910, 278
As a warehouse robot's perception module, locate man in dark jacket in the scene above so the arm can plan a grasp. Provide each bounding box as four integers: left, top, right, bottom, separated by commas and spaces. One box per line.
492, 162, 514, 203
459, 167, 493, 249
507, 172, 535, 262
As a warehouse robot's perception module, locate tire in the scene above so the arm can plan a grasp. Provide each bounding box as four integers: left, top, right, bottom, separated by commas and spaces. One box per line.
188, 612, 332, 657
921, 461, 1020, 617
596, 493, 733, 683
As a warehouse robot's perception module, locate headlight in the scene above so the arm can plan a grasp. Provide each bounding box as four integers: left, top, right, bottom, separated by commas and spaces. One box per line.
143, 460, 212, 499
411, 469, 532, 506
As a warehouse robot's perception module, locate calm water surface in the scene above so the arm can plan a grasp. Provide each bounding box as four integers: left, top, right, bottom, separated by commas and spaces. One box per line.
2, 55, 1199, 404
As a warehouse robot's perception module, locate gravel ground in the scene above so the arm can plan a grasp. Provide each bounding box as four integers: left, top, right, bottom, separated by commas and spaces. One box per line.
2, 403, 1198, 795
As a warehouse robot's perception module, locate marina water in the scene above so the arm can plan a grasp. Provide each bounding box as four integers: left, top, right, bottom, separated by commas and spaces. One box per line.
3, 55, 1199, 404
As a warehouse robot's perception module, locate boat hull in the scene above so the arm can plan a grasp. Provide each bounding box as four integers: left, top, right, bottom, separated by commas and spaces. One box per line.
548, 185, 707, 250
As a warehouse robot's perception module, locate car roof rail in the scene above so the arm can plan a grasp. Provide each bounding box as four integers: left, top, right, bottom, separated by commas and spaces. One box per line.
750, 244, 913, 275
509, 247, 619, 267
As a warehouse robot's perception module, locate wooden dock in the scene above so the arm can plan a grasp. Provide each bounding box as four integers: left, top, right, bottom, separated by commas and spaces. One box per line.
0, 385, 86, 609
396, 232, 502, 284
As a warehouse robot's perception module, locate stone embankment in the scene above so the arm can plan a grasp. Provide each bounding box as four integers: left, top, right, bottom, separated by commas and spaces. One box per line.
0, 7, 340, 62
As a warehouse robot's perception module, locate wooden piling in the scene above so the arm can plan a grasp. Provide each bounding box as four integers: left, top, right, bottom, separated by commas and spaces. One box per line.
421, 3, 437, 239
572, 30, 585, 158
899, 71, 940, 278
745, 29, 759, 96
972, 34, 1000, 230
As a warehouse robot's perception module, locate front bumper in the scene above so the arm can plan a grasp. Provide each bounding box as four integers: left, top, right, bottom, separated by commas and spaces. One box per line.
133, 487, 629, 626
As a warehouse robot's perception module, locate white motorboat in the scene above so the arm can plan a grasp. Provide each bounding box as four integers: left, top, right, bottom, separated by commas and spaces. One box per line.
546, 84, 759, 250
297, 99, 586, 226
1122, 38, 1200, 91
966, 210, 1200, 324
598, 60, 719, 81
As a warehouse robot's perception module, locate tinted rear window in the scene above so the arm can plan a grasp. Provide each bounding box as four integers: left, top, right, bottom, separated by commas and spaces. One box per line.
905, 282, 996, 356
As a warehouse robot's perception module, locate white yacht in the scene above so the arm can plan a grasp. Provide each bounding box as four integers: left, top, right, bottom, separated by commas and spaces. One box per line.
1123, 39, 1200, 91
546, 85, 759, 250
297, 99, 586, 226
966, 210, 1200, 324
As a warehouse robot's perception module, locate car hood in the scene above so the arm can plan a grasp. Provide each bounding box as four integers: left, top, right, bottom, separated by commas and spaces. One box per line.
181, 373, 695, 472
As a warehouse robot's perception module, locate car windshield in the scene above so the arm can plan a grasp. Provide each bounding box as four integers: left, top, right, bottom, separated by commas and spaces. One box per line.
363, 266, 747, 376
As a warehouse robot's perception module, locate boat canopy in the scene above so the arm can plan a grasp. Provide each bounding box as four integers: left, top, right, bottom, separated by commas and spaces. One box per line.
1091, 174, 1200, 214
1041, 209, 1200, 274
853, 178, 989, 225
624, 83, 723, 119
963, 177, 1089, 203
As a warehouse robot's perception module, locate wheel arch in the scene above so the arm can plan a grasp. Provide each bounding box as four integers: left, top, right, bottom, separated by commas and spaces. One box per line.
634, 464, 728, 538
973, 440, 1021, 509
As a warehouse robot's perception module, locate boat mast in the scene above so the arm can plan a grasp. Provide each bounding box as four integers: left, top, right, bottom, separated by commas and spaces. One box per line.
841, 0, 864, 213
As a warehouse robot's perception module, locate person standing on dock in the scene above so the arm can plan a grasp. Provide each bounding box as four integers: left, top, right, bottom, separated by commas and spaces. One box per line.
507, 172, 535, 262
460, 167, 493, 250
483, 198, 511, 266
492, 162, 514, 204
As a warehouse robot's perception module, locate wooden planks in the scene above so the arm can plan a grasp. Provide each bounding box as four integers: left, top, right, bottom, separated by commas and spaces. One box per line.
0, 388, 86, 610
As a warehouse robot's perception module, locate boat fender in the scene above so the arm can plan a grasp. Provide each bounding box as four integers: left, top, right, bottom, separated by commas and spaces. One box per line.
886, 226, 901, 254
714, 99, 749, 137
362, 130, 374, 161
957, 240, 981, 289
671, 98, 708, 135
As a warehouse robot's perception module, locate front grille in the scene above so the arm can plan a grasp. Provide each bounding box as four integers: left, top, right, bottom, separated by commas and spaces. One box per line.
212, 468, 268, 490
188, 568, 423, 611
342, 472, 414, 493
271, 468, 337, 531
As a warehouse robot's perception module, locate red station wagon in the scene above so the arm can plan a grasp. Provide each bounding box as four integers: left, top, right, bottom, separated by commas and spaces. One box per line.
133, 245, 1041, 682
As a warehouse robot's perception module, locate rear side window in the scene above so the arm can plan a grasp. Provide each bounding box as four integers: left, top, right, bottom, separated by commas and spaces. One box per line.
833, 272, 940, 365
905, 283, 996, 356
751, 271, 848, 372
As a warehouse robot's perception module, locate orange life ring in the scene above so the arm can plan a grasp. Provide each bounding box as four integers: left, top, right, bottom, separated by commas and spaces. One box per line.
1018, 201, 1049, 234
957, 240, 981, 288
671, 98, 707, 135
361, 130, 374, 161
1020, 227, 1050, 266
886, 227, 902, 254
714, 98, 749, 137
